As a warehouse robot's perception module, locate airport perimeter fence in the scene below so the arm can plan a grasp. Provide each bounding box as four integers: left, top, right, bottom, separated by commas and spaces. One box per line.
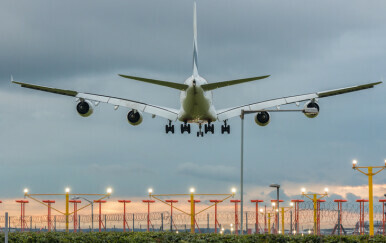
0, 200, 384, 235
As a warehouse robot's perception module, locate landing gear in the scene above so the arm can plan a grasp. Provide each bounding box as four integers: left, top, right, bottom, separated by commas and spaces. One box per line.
165, 120, 174, 134
221, 120, 230, 134
180, 123, 191, 134
197, 123, 204, 137
204, 122, 214, 134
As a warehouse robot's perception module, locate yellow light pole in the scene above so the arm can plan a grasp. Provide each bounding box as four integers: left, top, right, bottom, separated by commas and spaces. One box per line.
301, 187, 328, 235
65, 187, 70, 232
352, 159, 385, 236
280, 203, 294, 235
267, 213, 271, 234
190, 188, 195, 233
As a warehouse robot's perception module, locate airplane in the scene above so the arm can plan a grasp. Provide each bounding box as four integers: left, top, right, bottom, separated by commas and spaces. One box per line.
13, 2, 382, 137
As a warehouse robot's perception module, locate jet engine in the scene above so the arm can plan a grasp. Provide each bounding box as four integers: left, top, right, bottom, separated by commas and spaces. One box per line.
76, 100, 93, 117
303, 101, 320, 118
127, 110, 143, 126
254, 111, 270, 126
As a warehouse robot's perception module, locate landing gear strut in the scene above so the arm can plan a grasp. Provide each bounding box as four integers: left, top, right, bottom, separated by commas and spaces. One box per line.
165, 120, 174, 134
204, 122, 214, 134
197, 124, 204, 137
221, 120, 230, 134
180, 122, 191, 134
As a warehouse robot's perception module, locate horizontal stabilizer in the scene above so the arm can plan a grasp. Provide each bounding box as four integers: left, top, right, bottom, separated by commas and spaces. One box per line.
119, 74, 189, 91
201, 75, 270, 91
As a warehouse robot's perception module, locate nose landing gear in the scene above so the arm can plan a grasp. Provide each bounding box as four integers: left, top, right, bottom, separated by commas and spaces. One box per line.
197, 123, 204, 137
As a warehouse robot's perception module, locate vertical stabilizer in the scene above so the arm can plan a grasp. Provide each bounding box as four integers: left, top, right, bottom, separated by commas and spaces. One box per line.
193, 1, 199, 77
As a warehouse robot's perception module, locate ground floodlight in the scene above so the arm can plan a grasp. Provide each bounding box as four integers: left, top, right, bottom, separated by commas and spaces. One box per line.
176, 231, 179, 234
107, 187, 112, 194
148, 188, 153, 194
259, 208, 264, 212
190, 187, 195, 193
301, 188, 306, 193
231, 187, 236, 194
65, 187, 70, 193
324, 187, 329, 193
276, 209, 279, 212
272, 202, 276, 207
230, 223, 233, 227
222, 227, 224, 231
24, 188, 28, 194
290, 202, 294, 207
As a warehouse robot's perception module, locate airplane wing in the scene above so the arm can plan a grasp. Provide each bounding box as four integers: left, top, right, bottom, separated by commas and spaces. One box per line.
217, 81, 382, 121
12, 81, 179, 121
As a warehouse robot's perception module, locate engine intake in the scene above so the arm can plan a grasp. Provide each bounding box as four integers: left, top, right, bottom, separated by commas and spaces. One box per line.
304, 101, 320, 118
127, 110, 143, 126
254, 111, 270, 126
76, 101, 93, 117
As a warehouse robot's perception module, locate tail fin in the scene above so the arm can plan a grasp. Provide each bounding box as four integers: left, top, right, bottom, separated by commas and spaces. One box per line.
193, 1, 199, 77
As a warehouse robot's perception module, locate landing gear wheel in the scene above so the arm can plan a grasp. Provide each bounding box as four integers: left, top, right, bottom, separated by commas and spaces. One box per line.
211, 124, 215, 134
204, 124, 208, 134
165, 121, 174, 134
221, 121, 230, 134
180, 124, 184, 134
187, 124, 191, 134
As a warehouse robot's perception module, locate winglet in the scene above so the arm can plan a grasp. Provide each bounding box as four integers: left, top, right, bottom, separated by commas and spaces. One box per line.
11, 75, 14, 82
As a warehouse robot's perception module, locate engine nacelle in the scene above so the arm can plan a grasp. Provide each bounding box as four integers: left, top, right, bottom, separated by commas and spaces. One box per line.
127, 110, 143, 126
304, 101, 320, 118
254, 111, 270, 126
76, 100, 93, 117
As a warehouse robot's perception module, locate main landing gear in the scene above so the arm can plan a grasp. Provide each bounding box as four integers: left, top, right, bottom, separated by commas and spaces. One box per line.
221, 120, 230, 134
180, 122, 191, 134
197, 124, 204, 137
165, 120, 174, 134
204, 122, 214, 134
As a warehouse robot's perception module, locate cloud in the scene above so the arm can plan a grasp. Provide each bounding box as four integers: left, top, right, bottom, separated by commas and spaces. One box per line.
176, 162, 237, 182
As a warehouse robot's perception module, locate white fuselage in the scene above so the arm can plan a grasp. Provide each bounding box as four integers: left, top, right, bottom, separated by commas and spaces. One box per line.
178, 75, 217, 123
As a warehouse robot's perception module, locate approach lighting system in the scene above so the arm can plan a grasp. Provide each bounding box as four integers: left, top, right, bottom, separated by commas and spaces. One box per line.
301, 188, 306, 193
259, 209, 264, 212
24, 188, 28, 194
352, 160, 358, 168
290, 202, 294, 207
148, 188, 153, 195
231, 187, 236, 194
65, 187, 70, 193
107, 187, 112, 194
324, 187, 329, 193
272, 202, 276, 207
190, 187, 195, 193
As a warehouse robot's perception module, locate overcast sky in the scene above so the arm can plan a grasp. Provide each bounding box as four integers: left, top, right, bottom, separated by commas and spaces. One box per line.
0, 0, 385, 209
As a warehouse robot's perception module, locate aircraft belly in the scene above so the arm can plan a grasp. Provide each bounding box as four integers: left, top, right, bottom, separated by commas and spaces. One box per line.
179, 89, 216, 122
